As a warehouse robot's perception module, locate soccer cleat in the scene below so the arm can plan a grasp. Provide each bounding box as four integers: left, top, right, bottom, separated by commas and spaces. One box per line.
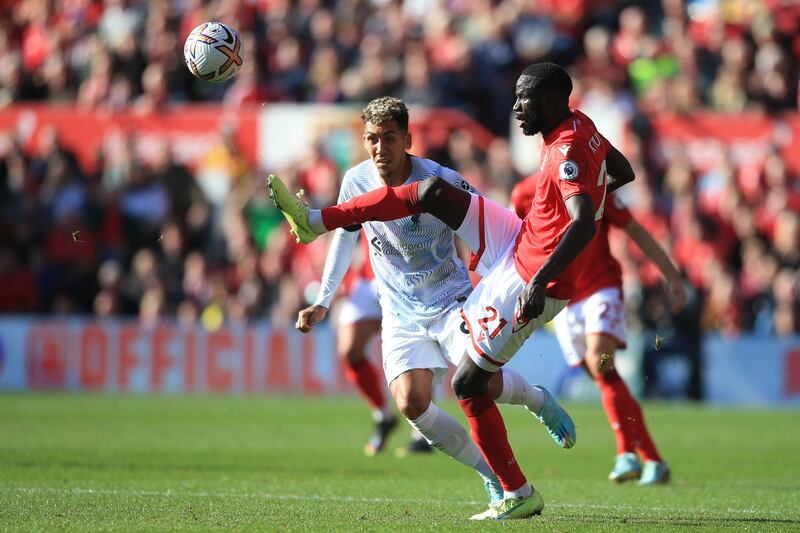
363, 415, 398, 456
470, 490, 545, 520
468, 507, 499, 521
266, 174, 321, 244
608, 452, 642, 482
638, 461, 671, 485
528, 386, 576, 449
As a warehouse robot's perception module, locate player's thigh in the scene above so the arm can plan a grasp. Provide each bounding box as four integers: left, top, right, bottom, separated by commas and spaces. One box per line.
430, 304, 471, 369
388, 368, 434, 419
458, 195, 523, 276
381, 321, 449, 387
461, 248, 568, 372
582, 287, 626, 347
553, 300, 588, 367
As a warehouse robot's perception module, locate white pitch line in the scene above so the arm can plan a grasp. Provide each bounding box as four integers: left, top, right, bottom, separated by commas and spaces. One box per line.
1, 487, 793, 519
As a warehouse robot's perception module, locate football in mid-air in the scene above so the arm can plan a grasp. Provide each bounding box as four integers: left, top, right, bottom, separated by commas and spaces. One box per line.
183, 22, 243, 83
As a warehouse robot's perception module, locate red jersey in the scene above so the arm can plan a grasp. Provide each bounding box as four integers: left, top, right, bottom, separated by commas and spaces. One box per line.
570, 193, 632, 302
510, 173, 537, 219
513, 109, 611, 300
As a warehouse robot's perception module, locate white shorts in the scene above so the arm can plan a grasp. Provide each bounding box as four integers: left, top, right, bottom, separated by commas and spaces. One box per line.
381, 303, 469, 386
553, 286, 626, 367
458, 195, 568, 372
338, 278, 382, 326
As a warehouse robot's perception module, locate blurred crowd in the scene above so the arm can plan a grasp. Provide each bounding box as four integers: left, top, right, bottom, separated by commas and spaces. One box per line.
0, 0, 798, 337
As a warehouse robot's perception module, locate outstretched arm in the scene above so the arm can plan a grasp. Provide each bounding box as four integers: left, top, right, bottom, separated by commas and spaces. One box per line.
605, 145, 635, 193
296, 228, 359, 332
516, 194, 597, 319
623, 218, 686, 313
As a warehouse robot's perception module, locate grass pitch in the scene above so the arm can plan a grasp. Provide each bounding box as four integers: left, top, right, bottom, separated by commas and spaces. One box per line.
1, 393, 798, 531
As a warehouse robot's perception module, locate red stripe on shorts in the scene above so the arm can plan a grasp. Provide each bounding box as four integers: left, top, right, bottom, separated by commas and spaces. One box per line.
460, 309, 505, 367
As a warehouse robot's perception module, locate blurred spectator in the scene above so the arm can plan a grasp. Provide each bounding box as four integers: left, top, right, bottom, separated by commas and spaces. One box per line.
0, 0, 796, 342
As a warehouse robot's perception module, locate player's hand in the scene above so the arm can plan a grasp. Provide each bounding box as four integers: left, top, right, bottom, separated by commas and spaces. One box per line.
516, 278, 546, 320
666, 275, 686, 314
296, 305, 328, 333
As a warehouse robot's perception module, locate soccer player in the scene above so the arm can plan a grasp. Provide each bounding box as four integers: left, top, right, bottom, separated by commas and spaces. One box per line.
269, 63, 636, 519
299, 232, 432, 456
513, 175, 685, 484
283, 96, 576, 517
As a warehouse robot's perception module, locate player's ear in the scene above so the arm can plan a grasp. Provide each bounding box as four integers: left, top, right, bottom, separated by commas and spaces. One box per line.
405, 131, 412, 150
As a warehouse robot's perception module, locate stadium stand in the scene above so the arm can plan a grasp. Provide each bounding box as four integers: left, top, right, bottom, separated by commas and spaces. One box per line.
0, 0, 798, 345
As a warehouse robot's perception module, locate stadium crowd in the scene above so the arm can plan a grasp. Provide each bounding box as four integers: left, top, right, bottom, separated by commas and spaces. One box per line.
0, 0, 798, 341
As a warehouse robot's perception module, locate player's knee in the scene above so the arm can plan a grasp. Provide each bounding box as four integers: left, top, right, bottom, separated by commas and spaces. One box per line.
585, 347, 615, 379
395, 391, 430, 420
451, 367, 485, 399
340, 346, 365, 366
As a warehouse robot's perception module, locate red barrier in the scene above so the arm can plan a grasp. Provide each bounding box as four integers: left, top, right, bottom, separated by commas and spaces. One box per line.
651, 112, 800, 172
0, 104, 259, 174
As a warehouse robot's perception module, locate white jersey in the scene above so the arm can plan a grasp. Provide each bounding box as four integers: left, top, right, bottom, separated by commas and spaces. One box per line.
338, 156, 476, 325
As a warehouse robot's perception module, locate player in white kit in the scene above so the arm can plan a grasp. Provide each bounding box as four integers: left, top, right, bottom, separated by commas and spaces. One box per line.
287, 97, 576, 510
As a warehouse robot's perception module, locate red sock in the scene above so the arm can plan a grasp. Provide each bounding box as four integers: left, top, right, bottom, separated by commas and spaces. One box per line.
458, 393, 527, 492
344, 359, 386, 411
321, 183, 421, 230
597, 369, 662, 462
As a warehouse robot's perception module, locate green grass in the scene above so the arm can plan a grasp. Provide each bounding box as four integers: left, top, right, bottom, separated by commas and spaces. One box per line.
1, 394, 798, 531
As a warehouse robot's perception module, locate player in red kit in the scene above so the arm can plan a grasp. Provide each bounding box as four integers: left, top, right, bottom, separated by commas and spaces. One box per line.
512, 176, 685, 485
269, 63, 636, 519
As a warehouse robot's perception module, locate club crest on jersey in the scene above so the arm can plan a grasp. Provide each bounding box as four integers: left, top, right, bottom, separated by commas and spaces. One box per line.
559, 160, 579, 181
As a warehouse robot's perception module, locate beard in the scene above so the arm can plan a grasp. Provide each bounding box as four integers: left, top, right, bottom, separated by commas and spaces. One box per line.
518, 107, 543, 136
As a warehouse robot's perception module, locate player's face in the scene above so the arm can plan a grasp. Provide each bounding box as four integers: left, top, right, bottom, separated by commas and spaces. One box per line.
363, 121, 411, 179
513, 76, 545, 136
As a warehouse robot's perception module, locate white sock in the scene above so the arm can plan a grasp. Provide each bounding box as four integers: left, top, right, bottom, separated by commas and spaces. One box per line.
504, 482, 532, 500
495, 369, 546, 413
307, 209, 327, 233
409, 403, 496, 483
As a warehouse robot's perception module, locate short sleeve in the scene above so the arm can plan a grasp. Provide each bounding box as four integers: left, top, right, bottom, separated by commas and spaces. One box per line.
603, 194, 633, 227
551, 140, 593, 202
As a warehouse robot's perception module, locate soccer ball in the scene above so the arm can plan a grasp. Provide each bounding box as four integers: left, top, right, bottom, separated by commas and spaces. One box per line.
183, 22, 243, 83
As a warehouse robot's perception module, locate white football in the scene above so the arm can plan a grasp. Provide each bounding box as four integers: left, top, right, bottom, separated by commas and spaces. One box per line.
183, 22, 243, 83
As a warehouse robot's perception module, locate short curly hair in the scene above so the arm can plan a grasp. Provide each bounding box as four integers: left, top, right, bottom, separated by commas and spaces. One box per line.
361, 96, 409, 132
